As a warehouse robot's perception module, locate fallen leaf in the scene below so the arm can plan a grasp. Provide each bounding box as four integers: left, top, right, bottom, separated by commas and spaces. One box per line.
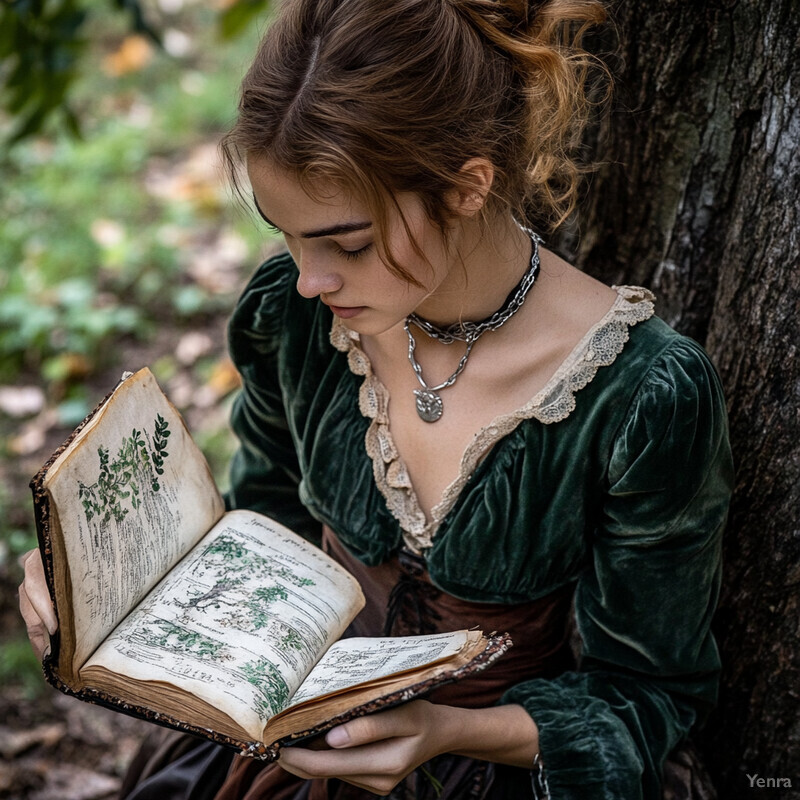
208, 359, 241, 398
90, 219, 126, 249
102, 36, 153, 77
0, 385, 45, 418
164, 28, 192, 58
8, 409, 58, 456
26, 761, 120, 800
176, 331, 214, 366
186, 229, 249, 294
0, 760, 43, 796
44, 353, 93, 383
0, 723, 66, 758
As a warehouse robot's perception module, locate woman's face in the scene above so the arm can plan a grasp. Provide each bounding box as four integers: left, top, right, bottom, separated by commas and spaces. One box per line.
247, 156, 455, 337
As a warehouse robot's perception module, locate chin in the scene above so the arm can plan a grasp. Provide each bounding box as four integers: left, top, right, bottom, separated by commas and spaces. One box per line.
340, 313, 405, 338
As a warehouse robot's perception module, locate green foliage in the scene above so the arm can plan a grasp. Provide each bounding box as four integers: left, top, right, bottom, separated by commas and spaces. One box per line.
204, 534, 317, 591
217, 0, 270, 40
0, 2, 270, 570
0, 634, 48, 698
0, 5, 269, 386
0, 0, 86, 143
251, 585, 289, 605
152, 618, 223, 660
280, 628, 304, 652
240, 657, 289, 718
151, 414, 170, 479
0, 0, 271, 145
78, 416, 171, 523
246, 584, 289, 628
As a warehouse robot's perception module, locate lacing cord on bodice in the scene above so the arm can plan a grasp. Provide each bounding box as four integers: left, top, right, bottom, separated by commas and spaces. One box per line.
382, 548, 443, 636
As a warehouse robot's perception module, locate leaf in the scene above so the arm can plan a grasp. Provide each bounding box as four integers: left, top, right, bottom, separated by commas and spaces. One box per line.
217, 0, 270, 40
102, 35, 154, 78
113, 0, 162, 45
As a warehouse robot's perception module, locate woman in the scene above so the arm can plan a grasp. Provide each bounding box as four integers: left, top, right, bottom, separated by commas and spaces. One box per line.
20, 0, 734, 797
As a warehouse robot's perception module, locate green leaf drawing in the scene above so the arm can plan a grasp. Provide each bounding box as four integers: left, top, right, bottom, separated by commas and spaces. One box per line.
78, 416, 172, 525
239, 658, 290, 719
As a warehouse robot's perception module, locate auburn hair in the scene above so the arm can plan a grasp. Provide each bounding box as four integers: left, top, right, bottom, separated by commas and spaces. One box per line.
221, 0, 609, 281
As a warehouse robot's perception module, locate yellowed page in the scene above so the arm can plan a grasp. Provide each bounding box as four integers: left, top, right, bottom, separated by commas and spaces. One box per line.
44, 368, 225, 671
288, 631, 470, 708
83, 511, 365, 739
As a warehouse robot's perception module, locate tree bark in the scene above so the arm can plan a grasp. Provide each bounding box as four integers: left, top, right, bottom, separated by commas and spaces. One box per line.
566, 1, 800, 796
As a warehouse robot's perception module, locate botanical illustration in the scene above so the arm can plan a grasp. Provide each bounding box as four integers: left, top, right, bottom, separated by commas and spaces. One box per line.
78, 415, 171, 525
88, 516, 362, 730
180, 532, 316, 637
126, 617, 229, 662
72, 413, 182, 634
239, 658, 291, 720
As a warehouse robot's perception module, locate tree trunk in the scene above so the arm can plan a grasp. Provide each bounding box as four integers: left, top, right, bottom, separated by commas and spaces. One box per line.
565, 1, 800, 796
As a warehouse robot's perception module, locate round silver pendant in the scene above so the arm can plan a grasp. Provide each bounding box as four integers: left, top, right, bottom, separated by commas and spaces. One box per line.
414, 389, 443, 423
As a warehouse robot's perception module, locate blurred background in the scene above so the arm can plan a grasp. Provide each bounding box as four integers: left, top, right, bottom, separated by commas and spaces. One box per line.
0, 2, 280, 796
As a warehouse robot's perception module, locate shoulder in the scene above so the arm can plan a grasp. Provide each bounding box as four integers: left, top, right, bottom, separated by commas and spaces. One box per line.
608, 317, 732, 491
228, 250, 297, 346
227, 251, 335, 384
621, 314, 725, 403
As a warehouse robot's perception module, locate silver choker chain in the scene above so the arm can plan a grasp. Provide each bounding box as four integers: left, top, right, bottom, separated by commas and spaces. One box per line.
405, 224, 542, 423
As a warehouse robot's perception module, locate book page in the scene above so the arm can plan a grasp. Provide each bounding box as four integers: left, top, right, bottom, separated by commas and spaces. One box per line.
288, 631, 469, 708
83, 511, 364, 740
44, 369, 225, 670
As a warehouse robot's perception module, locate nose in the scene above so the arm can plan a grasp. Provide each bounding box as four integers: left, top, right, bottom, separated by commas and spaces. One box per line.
294, 249, 343, 299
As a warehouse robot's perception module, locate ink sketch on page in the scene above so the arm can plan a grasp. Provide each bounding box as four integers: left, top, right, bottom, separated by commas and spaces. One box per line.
84, 511, 365, 732
43, 370, 225, 671
289, 632, 470, 707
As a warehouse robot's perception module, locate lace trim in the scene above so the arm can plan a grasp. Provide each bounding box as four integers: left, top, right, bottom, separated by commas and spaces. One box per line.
330, 285, 655, 554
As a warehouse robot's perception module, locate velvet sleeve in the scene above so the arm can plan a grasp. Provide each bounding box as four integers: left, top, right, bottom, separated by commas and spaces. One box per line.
500, 337, 734, 799
224, 253, 321, 545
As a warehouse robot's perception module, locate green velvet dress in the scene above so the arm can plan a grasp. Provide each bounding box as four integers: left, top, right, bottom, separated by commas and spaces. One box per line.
224, 251, 734, 800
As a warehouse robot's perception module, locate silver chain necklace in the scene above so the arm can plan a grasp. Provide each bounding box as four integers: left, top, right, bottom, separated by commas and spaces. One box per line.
406, 224, 542, 423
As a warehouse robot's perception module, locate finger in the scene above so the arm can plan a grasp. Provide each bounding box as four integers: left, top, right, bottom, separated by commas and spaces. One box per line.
279, 753, 396, 796
21, 551, 58, 635
19, 582, 51, 661
278, 758, 380, 794
280, 737, 413, 781
325, 704, 423, 749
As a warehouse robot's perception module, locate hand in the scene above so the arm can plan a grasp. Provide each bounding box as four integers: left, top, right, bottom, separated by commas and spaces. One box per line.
278, 700, 457, 796
18, 549, 58, 661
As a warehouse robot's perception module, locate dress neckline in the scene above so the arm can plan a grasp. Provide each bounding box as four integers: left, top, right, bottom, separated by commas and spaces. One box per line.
330, 285, 655, 554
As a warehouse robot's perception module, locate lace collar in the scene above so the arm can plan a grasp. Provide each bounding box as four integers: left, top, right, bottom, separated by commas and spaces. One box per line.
330, 285, 655, 554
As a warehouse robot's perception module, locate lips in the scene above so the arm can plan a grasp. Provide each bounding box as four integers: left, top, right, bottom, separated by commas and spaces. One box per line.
327, 304, 366, 319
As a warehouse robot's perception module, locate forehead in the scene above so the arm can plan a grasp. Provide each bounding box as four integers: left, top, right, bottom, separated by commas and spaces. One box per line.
247, 156, 360, 221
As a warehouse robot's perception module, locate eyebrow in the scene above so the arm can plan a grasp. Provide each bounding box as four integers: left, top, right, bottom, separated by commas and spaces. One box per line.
252, 193, 372, 239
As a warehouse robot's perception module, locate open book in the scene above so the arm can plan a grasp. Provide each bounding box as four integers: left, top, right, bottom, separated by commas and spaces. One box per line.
31, 368, 510, 759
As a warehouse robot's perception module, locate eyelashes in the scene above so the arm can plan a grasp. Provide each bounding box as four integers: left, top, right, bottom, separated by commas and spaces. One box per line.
263, 221, 372, 261
336, 244, 372, 261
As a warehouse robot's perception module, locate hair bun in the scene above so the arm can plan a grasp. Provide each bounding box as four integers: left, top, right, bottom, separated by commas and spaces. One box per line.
449, 0, 536, 36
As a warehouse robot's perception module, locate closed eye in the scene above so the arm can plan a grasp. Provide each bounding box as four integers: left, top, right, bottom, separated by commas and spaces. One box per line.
336, 243, 372, 261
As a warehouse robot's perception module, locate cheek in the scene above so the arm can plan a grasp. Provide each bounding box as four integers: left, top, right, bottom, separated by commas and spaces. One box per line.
380, 237, 437, 292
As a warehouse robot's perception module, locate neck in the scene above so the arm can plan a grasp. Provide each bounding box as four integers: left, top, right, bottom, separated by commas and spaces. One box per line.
412, 214, 532, 326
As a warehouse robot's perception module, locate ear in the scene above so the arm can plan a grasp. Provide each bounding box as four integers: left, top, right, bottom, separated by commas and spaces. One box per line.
445, 158, 495, 218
